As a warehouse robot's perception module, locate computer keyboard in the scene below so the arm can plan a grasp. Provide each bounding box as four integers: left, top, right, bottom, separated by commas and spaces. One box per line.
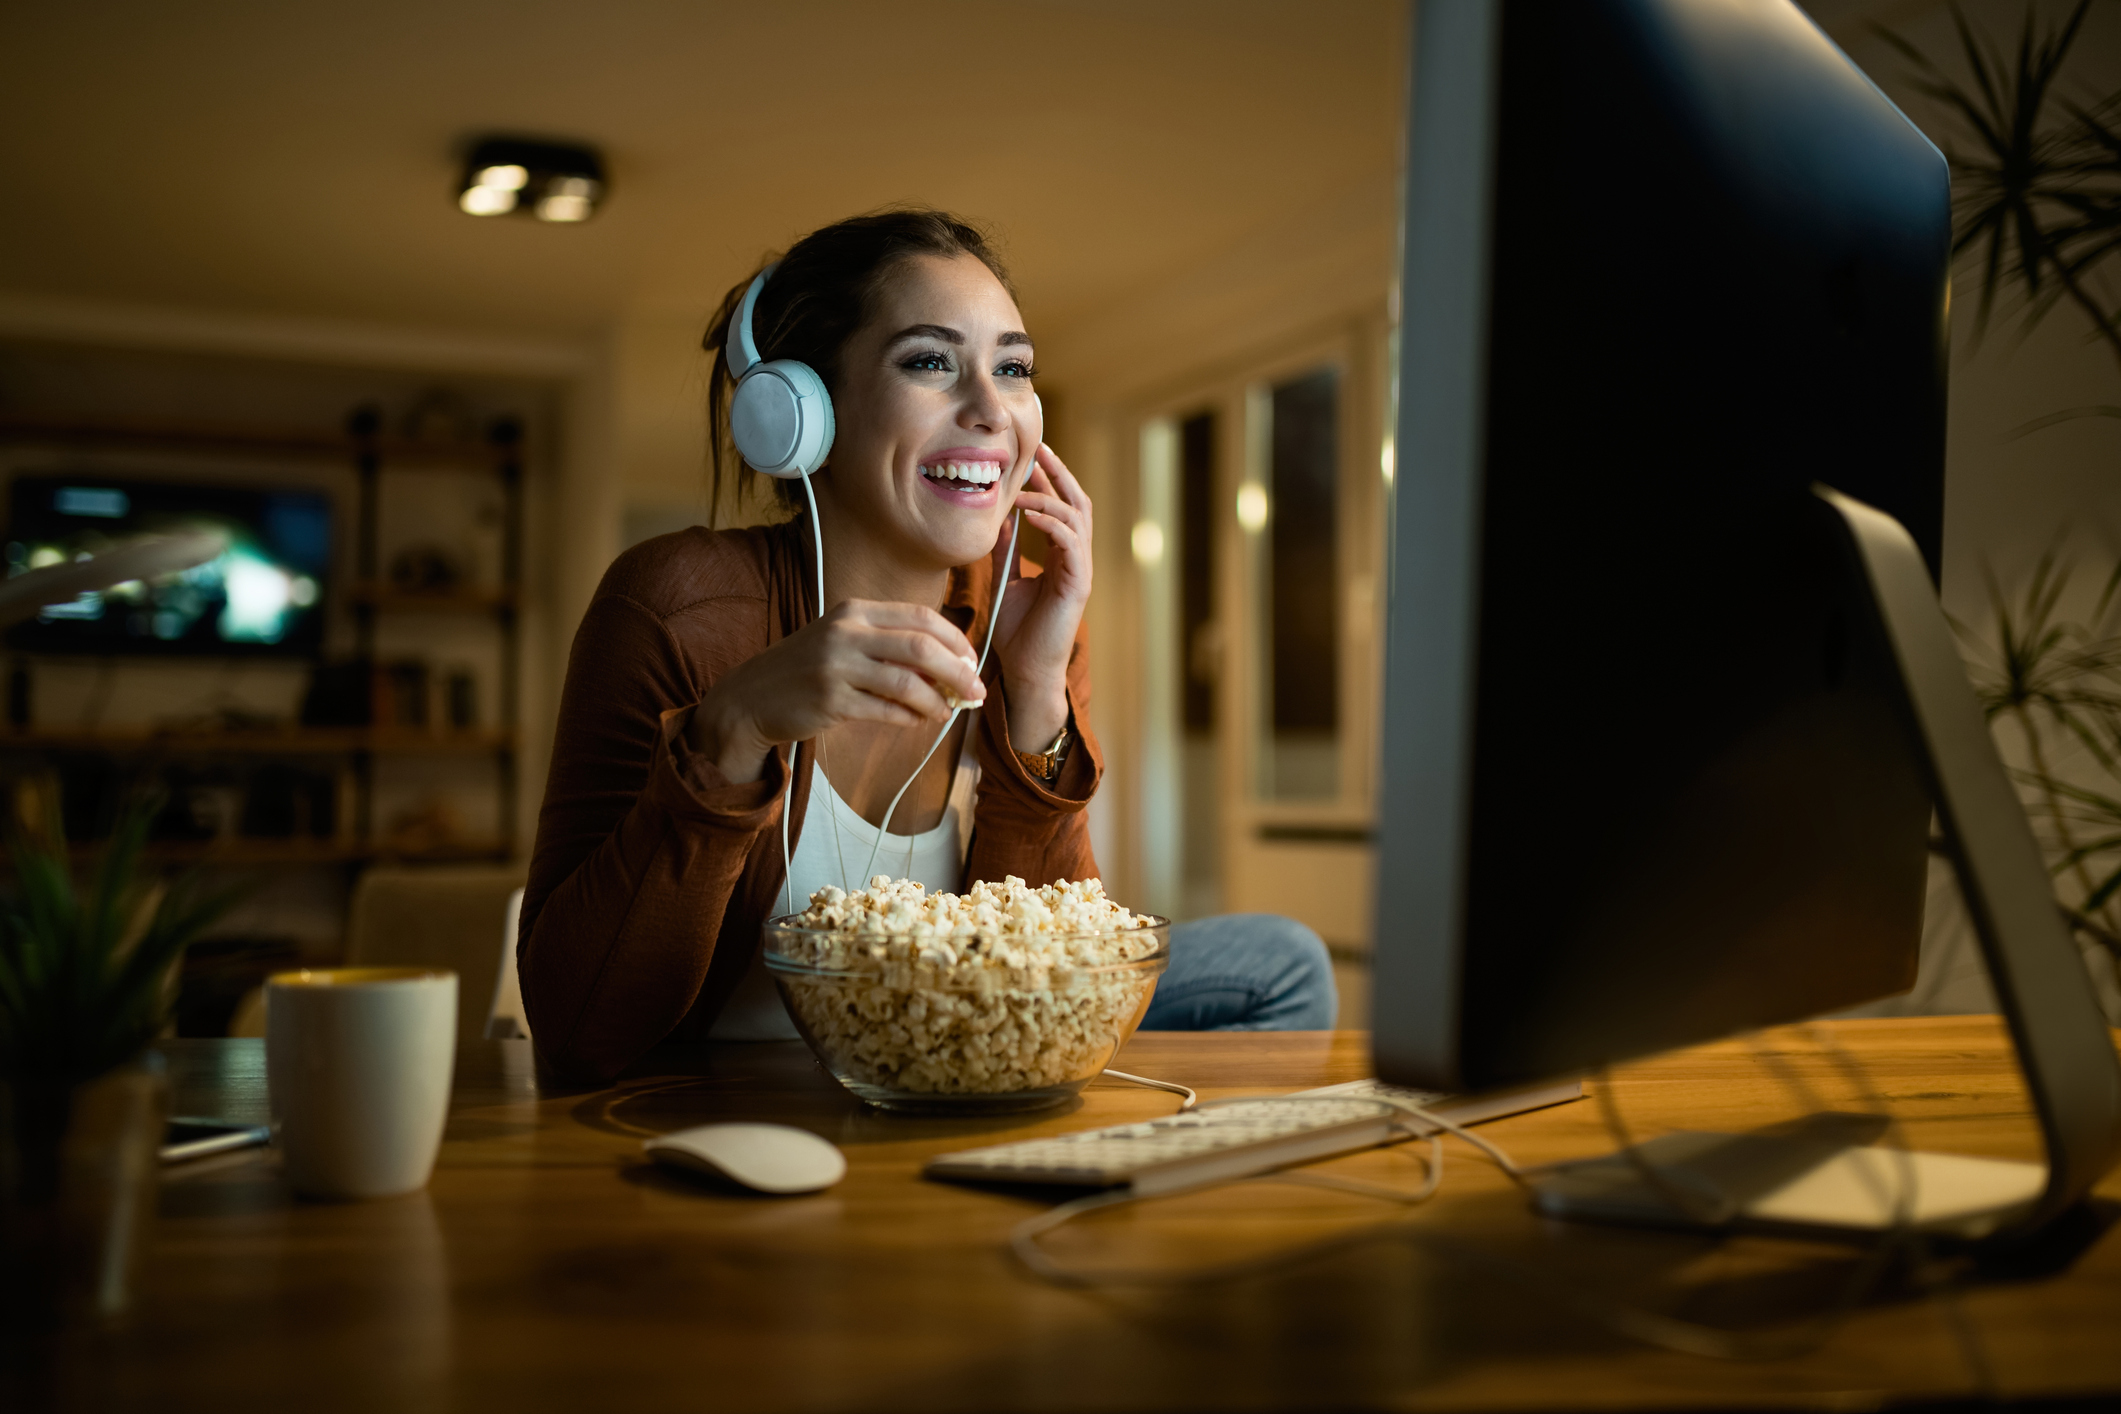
924, 1076, 1582, 1195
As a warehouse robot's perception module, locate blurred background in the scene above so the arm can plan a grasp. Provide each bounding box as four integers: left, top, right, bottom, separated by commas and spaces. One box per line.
0, 1, 2116, 1030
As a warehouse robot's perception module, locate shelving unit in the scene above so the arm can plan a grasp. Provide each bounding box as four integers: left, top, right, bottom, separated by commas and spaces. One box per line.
0, 405, 524, 866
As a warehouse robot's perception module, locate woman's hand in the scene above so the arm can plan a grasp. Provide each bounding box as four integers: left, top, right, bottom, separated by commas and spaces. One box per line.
995, 443, 1094, 750
687, 601, 987, 784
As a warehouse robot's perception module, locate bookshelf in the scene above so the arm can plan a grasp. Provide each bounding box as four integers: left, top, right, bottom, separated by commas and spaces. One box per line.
0, 405, 524, 866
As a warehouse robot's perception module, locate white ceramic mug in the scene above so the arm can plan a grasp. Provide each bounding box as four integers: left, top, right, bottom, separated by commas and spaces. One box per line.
265, 967, 457, 1199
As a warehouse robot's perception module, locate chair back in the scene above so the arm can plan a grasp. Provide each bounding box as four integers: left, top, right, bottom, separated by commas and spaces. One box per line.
488, 888, 530, 1041
345, 865, 527, 1046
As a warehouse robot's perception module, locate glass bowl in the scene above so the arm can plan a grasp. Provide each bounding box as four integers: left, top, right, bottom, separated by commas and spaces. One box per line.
762, 913, 1170, 1114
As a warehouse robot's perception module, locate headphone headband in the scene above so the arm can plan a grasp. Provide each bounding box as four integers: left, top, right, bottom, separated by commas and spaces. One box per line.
728, 264, 773, 378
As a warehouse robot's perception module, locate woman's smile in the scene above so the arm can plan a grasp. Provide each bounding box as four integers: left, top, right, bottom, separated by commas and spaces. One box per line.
917, 446, 1007, 504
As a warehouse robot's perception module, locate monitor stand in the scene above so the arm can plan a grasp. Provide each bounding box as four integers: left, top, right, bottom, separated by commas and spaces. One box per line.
1532, 486, 2121, 1247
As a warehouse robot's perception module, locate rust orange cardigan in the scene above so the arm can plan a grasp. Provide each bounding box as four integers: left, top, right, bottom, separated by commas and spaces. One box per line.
519, 518, 1102, 1084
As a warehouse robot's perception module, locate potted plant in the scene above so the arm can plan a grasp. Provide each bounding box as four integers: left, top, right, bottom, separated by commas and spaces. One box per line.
1884, 3, 2121, 1015
0, 799, 235, 1323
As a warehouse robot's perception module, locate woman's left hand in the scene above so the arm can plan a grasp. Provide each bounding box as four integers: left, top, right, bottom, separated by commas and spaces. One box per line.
994, 443, 1093, 750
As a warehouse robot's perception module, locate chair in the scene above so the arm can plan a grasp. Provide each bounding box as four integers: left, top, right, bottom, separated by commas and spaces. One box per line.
488, 887, 530, 1041
231, 865, 527, 1041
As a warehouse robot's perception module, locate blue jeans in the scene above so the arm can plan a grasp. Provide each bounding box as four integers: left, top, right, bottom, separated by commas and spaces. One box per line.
1139, 914, 1337, 1030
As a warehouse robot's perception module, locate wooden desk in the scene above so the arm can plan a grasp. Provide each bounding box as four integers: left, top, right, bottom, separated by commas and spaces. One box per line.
17, 1018, 2121, 1411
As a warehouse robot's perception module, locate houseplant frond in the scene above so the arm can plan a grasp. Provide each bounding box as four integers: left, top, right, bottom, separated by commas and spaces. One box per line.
0, 795, 243, 1083
1879, 1, 2121, 367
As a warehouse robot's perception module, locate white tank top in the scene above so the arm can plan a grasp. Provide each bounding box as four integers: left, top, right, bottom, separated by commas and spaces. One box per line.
707, 754, 977, 1040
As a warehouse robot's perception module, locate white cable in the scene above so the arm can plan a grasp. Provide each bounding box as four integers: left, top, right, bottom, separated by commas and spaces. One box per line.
778, 472, 831, 916
1007, 1060, 1949, 1369
858, 509, 1022, 887
1365, 1094, 1529, 1188
1099, 1069, 1198, 1110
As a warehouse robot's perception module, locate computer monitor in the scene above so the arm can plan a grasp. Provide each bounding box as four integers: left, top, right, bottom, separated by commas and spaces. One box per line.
1374, 0, 2121, 1240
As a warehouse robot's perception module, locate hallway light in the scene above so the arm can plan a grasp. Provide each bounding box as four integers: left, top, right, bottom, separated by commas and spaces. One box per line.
1235, 483, 1270, 533
1131, 520, 1166, 567
457, 138, 605, 223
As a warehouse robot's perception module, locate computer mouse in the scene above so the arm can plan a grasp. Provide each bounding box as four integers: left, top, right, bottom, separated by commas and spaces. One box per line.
642, 1123, 846, 1195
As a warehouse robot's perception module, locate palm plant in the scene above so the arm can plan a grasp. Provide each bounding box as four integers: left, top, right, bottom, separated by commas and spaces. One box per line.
1957, 552, 2121, 974
0, 798, 238, 1202
0, 798, 237, 1082
1883, 3, 2121, 1000
1879, 1, 2121, 375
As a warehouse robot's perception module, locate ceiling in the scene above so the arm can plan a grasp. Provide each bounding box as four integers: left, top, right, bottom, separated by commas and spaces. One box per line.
0, 1, 1405, 348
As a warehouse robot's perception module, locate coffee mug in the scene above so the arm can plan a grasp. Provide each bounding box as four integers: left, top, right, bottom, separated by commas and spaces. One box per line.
265, 967, 457, 1199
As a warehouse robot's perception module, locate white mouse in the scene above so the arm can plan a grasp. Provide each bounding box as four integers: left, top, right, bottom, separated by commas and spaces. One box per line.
643, 1123, 846, 1195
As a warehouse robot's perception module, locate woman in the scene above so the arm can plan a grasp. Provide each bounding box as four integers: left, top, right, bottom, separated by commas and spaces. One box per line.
520, 209, 1332, 1084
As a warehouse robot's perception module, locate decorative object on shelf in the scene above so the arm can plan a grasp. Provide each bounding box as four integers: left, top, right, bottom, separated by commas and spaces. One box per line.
377, 660, 431, 730
150, 765, 237, 843
387, 543, 467, 596
401, 388, 479, 446
456, 136, 605, 223
0, 799, 240, 1323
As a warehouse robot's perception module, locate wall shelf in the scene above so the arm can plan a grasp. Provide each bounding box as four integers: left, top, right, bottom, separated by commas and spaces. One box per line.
57, 837, 516, 866
0, 401, 527, 867
0, 411, 505, 471
346, 584, 517, 614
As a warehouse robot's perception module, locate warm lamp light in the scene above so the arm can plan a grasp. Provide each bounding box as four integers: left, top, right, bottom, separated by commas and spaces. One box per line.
456, 138, 605, 223
1130, 520, 1165, 567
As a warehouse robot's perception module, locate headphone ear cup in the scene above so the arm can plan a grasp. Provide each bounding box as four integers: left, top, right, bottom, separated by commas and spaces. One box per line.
731, 359, 836, 478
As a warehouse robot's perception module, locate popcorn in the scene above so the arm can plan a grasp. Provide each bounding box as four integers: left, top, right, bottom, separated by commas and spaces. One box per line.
770, 876, 1163, 1098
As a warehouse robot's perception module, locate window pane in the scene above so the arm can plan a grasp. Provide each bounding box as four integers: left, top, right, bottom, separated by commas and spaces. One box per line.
1263, 367, 1339, 800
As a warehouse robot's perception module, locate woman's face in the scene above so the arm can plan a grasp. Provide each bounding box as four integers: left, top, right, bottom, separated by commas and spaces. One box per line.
822, 252, 1041, 573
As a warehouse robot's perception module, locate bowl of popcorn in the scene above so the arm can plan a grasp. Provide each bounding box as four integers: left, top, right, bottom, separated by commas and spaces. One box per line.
764, 875, 1169, 1114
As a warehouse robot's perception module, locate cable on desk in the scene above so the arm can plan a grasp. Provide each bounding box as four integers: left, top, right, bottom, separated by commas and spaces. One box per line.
1010, 1131, 1446, 1287
1013, 1040, 2000, 1377
1099, 1069, 1197, 1110
593, 1078, 724, 1138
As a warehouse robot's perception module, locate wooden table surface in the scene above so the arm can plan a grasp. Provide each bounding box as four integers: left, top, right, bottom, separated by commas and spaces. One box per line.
16, 1017, 2121, 1412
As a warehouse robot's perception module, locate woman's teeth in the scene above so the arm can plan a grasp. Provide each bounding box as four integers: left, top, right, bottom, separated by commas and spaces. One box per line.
923, 461, 1000, 486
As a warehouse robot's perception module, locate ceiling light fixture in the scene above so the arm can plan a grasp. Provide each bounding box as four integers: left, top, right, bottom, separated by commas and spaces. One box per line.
456, 138, 605, 223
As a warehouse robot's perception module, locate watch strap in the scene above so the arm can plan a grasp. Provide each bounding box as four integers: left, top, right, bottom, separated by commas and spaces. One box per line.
1014, 726, 1071, 782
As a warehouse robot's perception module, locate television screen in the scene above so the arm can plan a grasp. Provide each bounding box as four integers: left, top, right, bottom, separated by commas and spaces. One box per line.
5, 475, 332, 656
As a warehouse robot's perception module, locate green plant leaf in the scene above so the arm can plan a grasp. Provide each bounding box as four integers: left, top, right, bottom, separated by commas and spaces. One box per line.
0, 796, 244, 1081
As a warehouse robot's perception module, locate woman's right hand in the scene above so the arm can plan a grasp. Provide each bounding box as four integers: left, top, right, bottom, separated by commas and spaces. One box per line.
685, 600, 987, 784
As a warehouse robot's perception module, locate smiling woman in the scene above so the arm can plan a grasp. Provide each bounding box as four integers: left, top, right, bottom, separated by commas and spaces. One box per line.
516, 209, 1332, 1085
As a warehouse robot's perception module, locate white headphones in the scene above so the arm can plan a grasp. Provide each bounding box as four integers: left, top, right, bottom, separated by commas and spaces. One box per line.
728, 264, 836, 478
730, 261, 1041, 486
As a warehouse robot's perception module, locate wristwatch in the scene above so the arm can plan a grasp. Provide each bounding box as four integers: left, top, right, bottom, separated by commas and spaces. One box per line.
1015, 725, 1072, 782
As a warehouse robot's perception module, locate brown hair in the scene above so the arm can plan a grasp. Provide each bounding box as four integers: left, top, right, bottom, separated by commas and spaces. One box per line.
703, 208, 1016, 524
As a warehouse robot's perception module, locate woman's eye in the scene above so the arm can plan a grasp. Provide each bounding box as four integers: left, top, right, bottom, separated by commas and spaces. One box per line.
998, 359, 1036, 379
902, 352, 953, 373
